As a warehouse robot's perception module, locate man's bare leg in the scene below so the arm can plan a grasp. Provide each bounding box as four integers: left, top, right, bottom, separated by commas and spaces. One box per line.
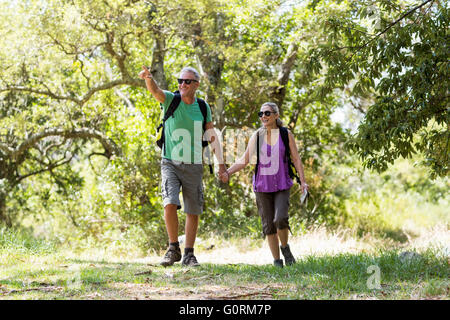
160, 204, 181, 267
185, 213, 199, 248
182, 213, 200, 266
164, 204, 179, 243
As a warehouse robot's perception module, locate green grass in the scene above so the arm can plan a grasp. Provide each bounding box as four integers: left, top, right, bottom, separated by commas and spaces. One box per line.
340, 188, 449, 243
1, 243, 448, 300
1, 220, 448, 300
0, 225, 57, 254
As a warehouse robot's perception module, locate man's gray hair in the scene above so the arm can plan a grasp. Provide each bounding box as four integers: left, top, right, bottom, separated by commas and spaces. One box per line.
180, 67, 200, 81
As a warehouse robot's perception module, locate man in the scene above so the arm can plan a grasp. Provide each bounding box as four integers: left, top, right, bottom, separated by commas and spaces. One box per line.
138, 65, 226, 267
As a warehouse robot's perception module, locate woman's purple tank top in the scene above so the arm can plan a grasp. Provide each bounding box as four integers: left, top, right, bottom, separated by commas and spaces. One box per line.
252, 133, 293, 193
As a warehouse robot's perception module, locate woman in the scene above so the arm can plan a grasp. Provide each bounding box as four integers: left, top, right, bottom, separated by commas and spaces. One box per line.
221, 102, 308, 267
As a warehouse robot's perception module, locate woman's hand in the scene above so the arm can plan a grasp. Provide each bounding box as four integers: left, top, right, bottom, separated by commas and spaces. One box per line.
301, 183, 309, 194
218, 170, 229, 183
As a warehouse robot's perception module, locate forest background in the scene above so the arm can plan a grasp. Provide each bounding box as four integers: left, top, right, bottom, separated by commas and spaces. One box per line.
0, 0, 448, 256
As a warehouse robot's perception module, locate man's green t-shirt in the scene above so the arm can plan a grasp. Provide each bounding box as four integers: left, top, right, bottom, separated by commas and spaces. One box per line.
161, 91, 212, 164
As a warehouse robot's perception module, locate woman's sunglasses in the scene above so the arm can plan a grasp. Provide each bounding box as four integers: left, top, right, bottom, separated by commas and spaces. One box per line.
177, 78, 199, 85
258, 111, 277, 117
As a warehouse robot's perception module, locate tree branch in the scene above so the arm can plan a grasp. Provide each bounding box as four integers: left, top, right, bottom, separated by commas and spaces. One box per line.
104, 31, 130, 81
269, 41, 300, 109
0, 143, 14, 155
331, 0, 435, 52
12, 128, 121, 161
17, 154, 74, 182
1, 77, 145, 106
0, 85, 81, 105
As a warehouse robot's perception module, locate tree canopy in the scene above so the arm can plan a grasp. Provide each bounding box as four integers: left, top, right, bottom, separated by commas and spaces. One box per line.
0, 0, 448, 238
307, 0, 448, 177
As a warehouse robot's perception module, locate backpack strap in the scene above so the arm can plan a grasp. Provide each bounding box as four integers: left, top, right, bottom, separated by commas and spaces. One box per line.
157, 93, 182, 156
255, 130, 260, 178
197, 98, 208, 147
279, 126, 302, 185
163, 93, 181, 122
279, 126, 290, 163
197, 98, 213, 174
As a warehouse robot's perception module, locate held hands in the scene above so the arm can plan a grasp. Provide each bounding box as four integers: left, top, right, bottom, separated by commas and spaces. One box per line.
138, 65, 152, 80
218, 169, 229, 183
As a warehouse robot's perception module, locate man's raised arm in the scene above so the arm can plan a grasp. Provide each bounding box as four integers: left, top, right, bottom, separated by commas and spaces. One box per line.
138, 65, 166, 103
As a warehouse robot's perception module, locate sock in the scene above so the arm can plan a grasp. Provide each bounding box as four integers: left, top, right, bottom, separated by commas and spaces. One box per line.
170, 241, 180, 248
184, 247, 194, 255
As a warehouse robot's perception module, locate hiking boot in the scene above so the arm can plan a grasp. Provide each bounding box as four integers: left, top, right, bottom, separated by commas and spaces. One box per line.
182, 252, 200, 267
280, 244, 296, 266
160, 245, 181, 267
274, 259, 284, 268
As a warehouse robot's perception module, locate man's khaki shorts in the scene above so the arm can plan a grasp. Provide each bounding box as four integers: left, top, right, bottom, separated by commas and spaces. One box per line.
161, 158, 204, 215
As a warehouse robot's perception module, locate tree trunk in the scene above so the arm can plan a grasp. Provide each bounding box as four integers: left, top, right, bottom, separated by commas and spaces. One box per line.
192, 16, 225, 128
270, 42, 299, 112
151, 30, 168, 90
288, 99, 309, 130
0, 193, 11, 227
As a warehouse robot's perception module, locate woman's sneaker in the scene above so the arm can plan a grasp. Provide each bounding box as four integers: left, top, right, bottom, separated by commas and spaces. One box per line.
160, 245, 181, 267
280, 244, 296, 265
274, 259, 284, 268
182, 252, 200, 267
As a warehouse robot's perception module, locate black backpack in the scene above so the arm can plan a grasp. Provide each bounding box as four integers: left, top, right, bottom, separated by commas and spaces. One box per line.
255, 126, 301, 185
156, 91, 212, 173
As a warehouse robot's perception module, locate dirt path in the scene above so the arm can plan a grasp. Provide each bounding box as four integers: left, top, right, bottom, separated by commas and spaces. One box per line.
137, 227, 376, 266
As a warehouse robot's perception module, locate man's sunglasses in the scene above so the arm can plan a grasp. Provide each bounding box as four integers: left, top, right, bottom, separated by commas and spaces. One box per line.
258, 111, 277, 117
177, 78, 199, 85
